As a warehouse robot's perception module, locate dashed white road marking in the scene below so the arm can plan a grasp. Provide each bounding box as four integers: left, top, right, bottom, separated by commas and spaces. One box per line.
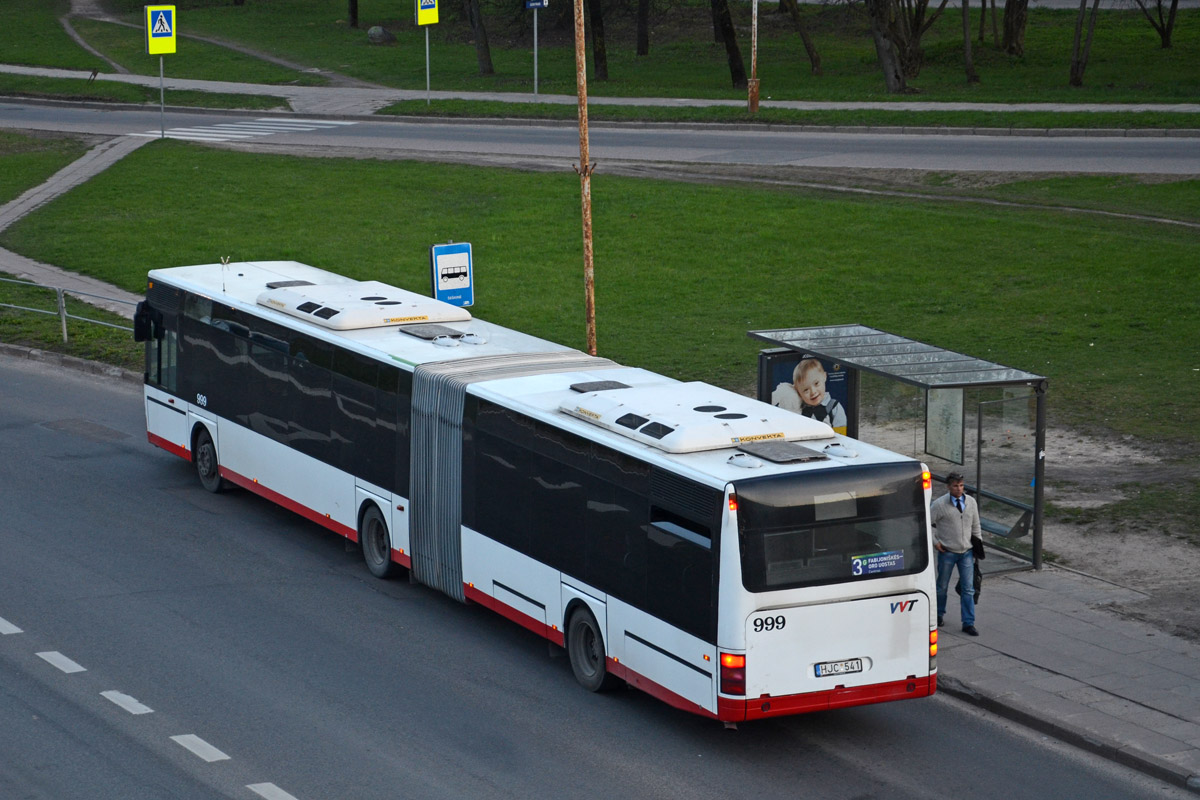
36, 651, 86, 673
0, 616, 22, 635
101, 690, 154, 715
170, 734, 231, 762
128, 117, 357, 143
248, 783, 301, 800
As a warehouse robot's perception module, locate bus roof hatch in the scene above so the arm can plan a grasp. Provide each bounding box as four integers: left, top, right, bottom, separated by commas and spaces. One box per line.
560, 382, 834, 454
257, 280, 471, 331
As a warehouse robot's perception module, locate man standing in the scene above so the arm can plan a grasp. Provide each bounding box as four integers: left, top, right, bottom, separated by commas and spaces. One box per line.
930, 472, 981, 636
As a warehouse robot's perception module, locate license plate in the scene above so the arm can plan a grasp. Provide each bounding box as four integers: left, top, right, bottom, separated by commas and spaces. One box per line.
814, 658, 863, 678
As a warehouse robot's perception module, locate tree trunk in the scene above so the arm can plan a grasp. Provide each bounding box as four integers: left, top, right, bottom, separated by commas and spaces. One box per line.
711, 0, 747, 88
636, 0, 650, 55
977, 0, 986, 43
1069, 0, 1101, 86
588, 0, 609, 80
781, 0, 823, 75
866, 10, 907, 93
1133, 0, 1180, 48
990, 0, 999, 46
348, 0, 358, 28
711, 0, 724, 43
962, 0, 980, 82
1002, 0, 1028, 55
464, 0, 494, 75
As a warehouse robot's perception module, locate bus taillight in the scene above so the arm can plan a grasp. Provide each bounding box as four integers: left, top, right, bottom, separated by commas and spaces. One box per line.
929, 629, 938, 658
922, 471, 932, 490
720, 653, 746, 696
728, 493, 738, 512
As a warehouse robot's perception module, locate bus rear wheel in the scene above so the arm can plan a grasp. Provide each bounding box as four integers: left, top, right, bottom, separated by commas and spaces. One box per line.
360, 505, 397, 579
567, 607, 619, 692
194, 428, 225, 494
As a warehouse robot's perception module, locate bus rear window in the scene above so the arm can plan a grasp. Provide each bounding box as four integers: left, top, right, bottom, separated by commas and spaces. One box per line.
734, 462, 928, 592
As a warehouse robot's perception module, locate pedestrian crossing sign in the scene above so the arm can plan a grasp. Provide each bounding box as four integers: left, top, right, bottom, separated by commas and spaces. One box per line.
416, 0, 439, 26
145, 5, 177, 55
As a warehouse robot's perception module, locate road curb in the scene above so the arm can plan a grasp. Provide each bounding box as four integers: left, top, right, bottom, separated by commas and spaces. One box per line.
937, 675, 1200, 794
0, 342, 141, 386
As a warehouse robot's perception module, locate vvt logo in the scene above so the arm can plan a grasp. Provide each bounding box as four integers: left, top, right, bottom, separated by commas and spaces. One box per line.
890, 600, 918, 614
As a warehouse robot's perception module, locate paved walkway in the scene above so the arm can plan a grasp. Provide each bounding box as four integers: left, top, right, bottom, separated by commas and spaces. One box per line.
0, 124, 1198, 792
4, 64, 1200, 118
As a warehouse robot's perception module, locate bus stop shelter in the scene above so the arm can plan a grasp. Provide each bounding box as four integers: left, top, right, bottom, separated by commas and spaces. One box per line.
749, 324, 1048, 571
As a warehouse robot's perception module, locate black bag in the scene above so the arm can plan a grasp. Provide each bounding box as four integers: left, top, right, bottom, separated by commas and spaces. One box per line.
955, 558, 983, 603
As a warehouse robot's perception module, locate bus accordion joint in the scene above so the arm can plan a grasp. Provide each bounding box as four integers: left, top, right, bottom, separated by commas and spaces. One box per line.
720, 653, 746, 696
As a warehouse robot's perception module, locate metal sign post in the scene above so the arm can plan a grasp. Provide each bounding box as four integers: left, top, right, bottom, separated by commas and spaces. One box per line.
525, 0, 548, 97
572, 0, 596, 356
748, 0, 760, 112
416, 0, 439, 106
144, 5, 177, 138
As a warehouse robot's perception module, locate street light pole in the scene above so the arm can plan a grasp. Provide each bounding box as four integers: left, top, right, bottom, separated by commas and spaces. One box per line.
573, 0, 597, 356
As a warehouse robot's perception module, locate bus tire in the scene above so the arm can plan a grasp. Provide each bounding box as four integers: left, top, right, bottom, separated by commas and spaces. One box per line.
194, 427, 225, 494
567, 606, 619, 693
360, 504, 397, 579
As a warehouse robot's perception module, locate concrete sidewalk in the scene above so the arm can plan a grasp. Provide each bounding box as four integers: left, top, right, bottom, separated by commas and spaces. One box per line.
4, 64, 1200, 118
938, 566, 1200, 793
1, 74, 1199, 794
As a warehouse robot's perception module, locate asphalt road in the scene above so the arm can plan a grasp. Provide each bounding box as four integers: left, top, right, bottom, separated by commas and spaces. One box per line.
0, 355, 1192, 800
1, 101, 1199, 175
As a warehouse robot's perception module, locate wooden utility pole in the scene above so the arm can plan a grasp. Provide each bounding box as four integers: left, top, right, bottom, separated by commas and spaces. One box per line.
574, 0, 597, 355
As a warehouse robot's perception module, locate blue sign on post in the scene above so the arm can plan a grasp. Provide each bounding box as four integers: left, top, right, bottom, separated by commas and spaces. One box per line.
429, 242, 474, 307
525, 0, 548, 7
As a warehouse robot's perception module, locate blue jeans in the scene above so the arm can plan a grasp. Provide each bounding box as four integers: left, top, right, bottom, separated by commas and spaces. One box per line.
936, 548, 976, 627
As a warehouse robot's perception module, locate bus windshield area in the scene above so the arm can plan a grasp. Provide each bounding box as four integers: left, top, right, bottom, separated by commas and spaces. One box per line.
735, 462, 929, 593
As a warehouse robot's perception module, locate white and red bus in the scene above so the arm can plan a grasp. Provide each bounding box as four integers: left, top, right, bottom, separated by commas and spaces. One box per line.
134, 260, 937, 722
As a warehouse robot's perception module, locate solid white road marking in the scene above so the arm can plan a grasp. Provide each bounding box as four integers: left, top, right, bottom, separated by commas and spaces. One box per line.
0, 616, 22, 635
101, 690, 154, 715
170, 734, 231, 762
36, 651, 86, 673
248, 783, 301, 800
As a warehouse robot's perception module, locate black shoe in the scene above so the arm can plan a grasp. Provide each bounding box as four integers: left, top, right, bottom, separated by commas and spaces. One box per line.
937, 616, 944, 627
962, 625, 979, 636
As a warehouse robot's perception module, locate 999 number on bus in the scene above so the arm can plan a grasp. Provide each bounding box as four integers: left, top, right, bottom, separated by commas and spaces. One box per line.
753, 615, 786, 633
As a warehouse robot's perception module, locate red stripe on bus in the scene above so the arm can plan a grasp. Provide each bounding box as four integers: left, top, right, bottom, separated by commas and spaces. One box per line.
148, 432, 190, 462
391, 549, 412, 569
608, 660, 720, 720
717, 674, 936, 721
219, 466, 358, 542
463, 583, 565, 647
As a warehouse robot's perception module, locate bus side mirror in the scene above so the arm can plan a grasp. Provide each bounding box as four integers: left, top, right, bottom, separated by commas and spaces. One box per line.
133, 301, 152, 342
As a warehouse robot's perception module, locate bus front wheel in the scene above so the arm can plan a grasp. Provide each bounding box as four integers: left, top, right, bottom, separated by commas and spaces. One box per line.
567, 607, 619, 693
360, 505, 397, 579
194, 428, 225, 494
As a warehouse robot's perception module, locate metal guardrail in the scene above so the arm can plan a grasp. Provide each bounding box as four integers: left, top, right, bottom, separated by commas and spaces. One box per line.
0, 276, 135, 343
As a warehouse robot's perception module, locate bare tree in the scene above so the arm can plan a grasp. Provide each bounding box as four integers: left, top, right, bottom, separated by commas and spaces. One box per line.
1132, 0, 1180, 48
1068, 0, 1101, 86
464, 0, 495, 75
862, 0, 950, 93
588, 0, 609, 80
711, 0, 748, 88
1001, 0, 1028, 55
779, 0, 823, 76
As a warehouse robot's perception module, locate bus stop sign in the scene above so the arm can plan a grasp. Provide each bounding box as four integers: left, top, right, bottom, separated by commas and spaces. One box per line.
429, 242, 474, 307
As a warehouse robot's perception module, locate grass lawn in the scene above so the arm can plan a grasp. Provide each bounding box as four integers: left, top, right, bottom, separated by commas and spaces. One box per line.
380, 99, 1200, 130
0, 73, 289, 110
0, 140, 1195, 445
1, 0, 100, 71
95, 0, 1200, 103
0, 272, 141, 371
68, 17, 328, 86
0, 130, 92, 205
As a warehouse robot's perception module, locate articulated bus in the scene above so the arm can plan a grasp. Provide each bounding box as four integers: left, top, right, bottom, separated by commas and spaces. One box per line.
134, 261, 937, 722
